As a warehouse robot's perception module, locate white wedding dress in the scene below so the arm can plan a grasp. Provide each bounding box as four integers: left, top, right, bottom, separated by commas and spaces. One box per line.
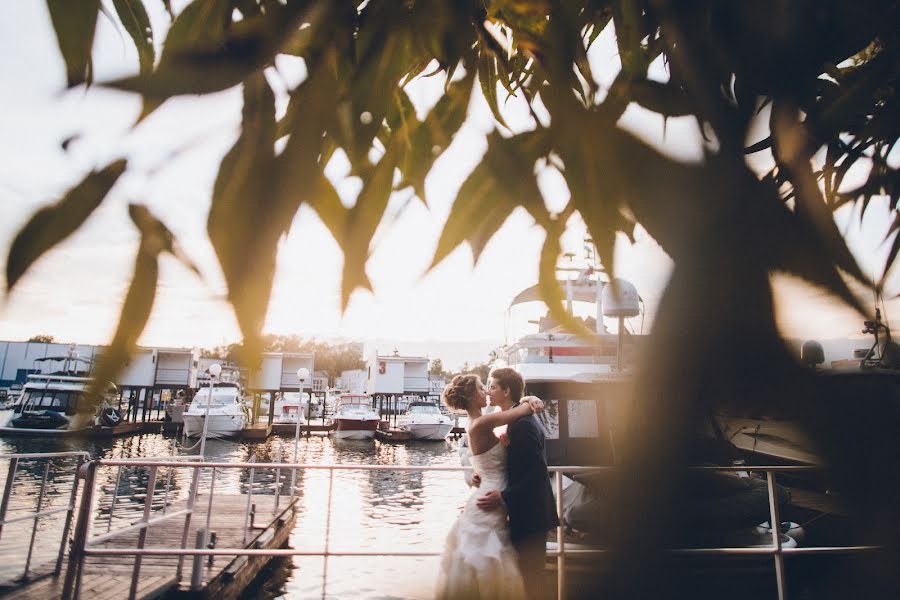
436, 442, 526, 600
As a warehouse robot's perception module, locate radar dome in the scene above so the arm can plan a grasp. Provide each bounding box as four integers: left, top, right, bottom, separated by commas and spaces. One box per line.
601, 279, 640, 318
801, 340, 824, 366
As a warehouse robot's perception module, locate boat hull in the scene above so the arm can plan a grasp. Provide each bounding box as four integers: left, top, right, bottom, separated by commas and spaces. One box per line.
333, 418, 378, 440
182, 413, 246, 438
401, 422, 453, 440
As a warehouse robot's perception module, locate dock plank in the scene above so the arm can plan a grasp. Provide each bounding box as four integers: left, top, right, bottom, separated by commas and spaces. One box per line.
2, 494, 295, 600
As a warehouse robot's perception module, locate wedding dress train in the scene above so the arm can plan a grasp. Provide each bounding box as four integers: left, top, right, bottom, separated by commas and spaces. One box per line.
436, 442, 526, 600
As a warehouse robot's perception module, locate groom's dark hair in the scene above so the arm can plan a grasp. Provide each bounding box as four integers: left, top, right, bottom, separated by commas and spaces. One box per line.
489, 368, 523, 403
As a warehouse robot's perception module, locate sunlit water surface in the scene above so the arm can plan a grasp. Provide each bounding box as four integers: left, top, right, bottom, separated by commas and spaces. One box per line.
0, 433, 470, 599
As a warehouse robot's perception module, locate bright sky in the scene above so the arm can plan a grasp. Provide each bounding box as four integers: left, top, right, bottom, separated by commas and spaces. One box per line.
0, 2, 896, 370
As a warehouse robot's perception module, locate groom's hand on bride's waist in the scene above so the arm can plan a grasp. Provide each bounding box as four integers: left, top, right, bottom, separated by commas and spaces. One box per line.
476, 490, 504, 510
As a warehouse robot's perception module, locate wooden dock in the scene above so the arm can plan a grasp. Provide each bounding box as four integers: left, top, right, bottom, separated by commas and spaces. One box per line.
2, 494, 295, 600
270, 422, 334, 436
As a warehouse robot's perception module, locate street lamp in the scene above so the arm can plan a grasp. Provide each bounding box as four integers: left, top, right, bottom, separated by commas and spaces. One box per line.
199, 363, 222, 459
290, 367, 310, 496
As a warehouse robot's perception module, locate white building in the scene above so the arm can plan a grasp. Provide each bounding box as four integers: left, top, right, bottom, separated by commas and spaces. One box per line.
248, 352, 316, 392
338, 369, 367, 393
0, 341, 197, 391
366, 350, 430, 395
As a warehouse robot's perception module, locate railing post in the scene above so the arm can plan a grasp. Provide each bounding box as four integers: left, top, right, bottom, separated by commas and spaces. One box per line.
205, 467, 217, 534
128, 465, 158, 600
191, 528, 208, 590
555, 470, 566, 600
765, 470, 787, 600
108, 465, 123, 532
243, 459, 256, 544
321, 467, 334, 600
0, 457, 19, 540
62, 461, 98, 600
23, 462, 51, 579
56, 455, 86, 575
273, 450, 282, 515
175, 463, 202, 581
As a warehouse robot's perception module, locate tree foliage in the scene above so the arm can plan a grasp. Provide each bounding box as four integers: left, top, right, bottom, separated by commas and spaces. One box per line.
7, 1, 900, 597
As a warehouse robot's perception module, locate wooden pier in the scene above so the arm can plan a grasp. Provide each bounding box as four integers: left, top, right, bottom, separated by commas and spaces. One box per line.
2, 494, 295, 600
270, 422, 334, 436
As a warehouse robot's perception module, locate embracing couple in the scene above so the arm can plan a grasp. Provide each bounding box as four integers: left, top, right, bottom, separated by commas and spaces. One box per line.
436, 368, 559, 600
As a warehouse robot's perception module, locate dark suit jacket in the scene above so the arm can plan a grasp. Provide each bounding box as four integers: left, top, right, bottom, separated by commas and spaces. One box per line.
501, 412, 559, 543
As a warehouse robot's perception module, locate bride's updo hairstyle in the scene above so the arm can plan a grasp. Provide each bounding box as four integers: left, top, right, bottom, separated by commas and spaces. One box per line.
442, 374, 481, 411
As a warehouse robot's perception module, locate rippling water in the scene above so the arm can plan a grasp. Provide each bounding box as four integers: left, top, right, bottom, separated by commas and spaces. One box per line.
0, 432, 471, 599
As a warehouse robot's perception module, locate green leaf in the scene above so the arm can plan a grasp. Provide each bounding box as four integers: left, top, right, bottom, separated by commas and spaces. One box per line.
109, 0, 304, 99
6, 160, 127, 291
112, 0, 155, 74
478, 50, 510, 129
538, 227, 594, 339
208, 73, 278, 360
87, 238, 158, 404
46, 0, 100, 87
340, 151, 398, 311
430, 131, 550, 270
396, 72, 474, 205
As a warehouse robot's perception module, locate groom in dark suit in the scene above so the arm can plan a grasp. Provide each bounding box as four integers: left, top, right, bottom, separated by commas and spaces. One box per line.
477, 367, 559, 599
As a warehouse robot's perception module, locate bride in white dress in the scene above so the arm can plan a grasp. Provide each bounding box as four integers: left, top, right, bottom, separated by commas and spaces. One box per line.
436, 374, 544, 600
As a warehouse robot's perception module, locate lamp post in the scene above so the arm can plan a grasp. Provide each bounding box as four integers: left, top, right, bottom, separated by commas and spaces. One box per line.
199, 363, 222, 459
290, 367, 309, 496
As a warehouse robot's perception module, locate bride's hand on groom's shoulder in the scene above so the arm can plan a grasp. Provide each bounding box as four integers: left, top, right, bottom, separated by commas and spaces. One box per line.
522, 396, 544, 413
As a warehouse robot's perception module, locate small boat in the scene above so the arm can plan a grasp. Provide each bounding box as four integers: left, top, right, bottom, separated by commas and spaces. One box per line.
396, 401, 454, 440
273, 391, 322, 423
332, 394, 379, 440
182, 381, 248, 438
0, 352, 112, 435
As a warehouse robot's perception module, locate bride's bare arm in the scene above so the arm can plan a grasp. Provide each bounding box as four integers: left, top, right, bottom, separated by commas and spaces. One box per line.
470, 398, 543, 433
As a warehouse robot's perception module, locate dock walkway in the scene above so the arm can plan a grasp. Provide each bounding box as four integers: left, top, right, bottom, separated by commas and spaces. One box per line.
3, 494, 295, 600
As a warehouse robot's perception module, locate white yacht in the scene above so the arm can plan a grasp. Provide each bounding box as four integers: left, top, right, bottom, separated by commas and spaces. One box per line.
332, 394, 379, 440
182, 381, 248, 438
0, 353, 116, 435
492, 242, 642, 466
396, 401, 453, 440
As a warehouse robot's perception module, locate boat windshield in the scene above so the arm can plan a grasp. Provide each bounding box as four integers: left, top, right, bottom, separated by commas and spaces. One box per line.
193, 389, 239, 404
407, 404, 439, 415
20, 390, 83, 412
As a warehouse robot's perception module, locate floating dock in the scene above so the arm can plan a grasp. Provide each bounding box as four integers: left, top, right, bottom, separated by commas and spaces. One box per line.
2, 494, 295, 600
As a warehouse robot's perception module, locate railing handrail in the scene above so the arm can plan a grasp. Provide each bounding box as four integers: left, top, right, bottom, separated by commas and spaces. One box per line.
0, 451, 90, 460
93, 458, 823, 472
65, 459, 862, 600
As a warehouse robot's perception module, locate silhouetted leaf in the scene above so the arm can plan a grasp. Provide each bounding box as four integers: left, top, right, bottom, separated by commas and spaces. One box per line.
478, 49, 509, 129
108, 0, 305, 99
209, 73, 278, 360
538, 226, 594, 339
396, 72, 474, 205
6, 160, 126, 291
87, 238, 158, 404
46, 0, 100, 87
430, 131, 550, 270
112, 0, 154, 74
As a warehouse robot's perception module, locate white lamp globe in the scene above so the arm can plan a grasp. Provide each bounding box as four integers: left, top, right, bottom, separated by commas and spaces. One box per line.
209, 363, 222, 378
297, 367, 310, 382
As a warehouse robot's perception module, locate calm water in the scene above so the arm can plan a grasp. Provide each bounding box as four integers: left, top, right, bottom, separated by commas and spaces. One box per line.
0, 432, 470, 599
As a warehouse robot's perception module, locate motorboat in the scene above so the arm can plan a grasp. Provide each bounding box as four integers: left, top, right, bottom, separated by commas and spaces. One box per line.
182, 381, 248, 438
396, 401, 453, 440
0, 353, 115, 435
273, 391, 322, 423
332, 394, 379, 440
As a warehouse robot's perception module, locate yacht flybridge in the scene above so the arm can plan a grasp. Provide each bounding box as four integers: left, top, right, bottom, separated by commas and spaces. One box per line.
492, 242, 644, 466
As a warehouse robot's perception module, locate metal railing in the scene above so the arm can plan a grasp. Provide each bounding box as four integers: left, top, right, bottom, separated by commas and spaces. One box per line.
55, 459, 882, 600
0, 452, 90, 582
